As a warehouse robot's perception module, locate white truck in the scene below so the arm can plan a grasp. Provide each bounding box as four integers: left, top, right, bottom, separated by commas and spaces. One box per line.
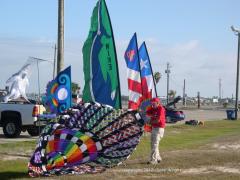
0, 99, 46, 138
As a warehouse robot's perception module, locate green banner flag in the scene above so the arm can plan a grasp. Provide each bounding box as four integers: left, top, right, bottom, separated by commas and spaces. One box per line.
82, 0, 122, 109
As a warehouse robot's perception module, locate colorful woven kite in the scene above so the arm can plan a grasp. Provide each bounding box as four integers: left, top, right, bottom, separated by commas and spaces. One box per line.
28, 102, 144, 177
45, 66, 72, 114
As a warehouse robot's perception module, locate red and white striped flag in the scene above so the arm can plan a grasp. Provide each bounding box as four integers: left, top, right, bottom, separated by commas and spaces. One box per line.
124, 33, 143, 110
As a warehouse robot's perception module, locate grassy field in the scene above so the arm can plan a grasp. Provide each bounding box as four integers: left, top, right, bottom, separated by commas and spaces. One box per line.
0, 119, 239, 179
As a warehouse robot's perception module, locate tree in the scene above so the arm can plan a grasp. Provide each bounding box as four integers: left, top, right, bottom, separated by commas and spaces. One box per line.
168, 90, 176, 99
71, 82, 80, 95
153, 72, 161, 84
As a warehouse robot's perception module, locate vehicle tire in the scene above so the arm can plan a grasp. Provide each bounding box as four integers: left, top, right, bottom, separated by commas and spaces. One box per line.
3, 119, 21, 138
27, 127, 42, 136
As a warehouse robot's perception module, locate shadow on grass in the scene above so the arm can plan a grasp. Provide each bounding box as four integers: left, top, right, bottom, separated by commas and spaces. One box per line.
0, 172, 29, 179
125, 159, 148, 165
0, 134, 35, 139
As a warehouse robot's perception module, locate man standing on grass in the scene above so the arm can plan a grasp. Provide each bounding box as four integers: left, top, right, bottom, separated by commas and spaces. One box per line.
146, 97, 166, 164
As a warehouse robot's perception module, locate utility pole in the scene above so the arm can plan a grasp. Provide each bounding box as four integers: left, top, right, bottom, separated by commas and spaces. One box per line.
219, 78, 222, 99
183, 79, 186, 106
53, 44, 57, 79
57, 0, 64, 74
197, 91, 200, 109
165, 62, 171, 104
231, 25, 240, 120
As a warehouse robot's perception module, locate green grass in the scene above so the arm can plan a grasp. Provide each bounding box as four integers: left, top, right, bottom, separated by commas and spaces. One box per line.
0, 141, 36, 155
130, 119, 240, 159
0, 119, 240, 179
0, 141, 35, 179
0, 160, 28, 179
162, 120, 240, 149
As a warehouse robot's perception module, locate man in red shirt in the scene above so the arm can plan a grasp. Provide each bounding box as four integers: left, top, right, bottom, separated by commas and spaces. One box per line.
146, 97, 166, 164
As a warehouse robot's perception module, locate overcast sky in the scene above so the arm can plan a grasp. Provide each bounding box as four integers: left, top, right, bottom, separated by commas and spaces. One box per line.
0, 0, 240, 98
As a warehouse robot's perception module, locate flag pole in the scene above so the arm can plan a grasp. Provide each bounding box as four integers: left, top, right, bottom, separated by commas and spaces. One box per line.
134, 33, 144, 97
143, 42, 158, 97
103, 0, 122, 109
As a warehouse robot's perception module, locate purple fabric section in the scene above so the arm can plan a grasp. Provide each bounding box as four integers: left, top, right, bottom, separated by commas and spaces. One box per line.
89, 152, 98, 161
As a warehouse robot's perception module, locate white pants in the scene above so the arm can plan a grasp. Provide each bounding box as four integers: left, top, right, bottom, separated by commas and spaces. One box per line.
150, 127, 164, 162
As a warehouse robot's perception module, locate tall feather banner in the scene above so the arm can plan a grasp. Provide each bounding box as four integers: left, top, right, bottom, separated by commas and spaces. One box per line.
82, 0, 122, 109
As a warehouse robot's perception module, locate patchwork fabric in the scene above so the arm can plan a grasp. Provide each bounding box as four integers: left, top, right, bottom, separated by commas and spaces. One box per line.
28, 102, 144, 177
101, 125, 142, 147
103, 136, 141, 153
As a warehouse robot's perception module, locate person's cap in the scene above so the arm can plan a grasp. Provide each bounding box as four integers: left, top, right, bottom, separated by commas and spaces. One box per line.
151, 97, 160, 103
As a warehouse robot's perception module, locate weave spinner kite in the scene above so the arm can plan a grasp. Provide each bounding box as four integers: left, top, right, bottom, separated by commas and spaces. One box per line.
28, 102, 144, 177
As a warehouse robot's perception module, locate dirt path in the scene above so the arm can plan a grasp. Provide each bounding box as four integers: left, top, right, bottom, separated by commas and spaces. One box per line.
112, 134, 240, 179
183, 109, 226, 121
111, 166, 240, 174
0, 132, 37, 143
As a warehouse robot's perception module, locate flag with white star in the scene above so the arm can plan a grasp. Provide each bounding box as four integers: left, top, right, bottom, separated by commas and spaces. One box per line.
139, 42, 157, 99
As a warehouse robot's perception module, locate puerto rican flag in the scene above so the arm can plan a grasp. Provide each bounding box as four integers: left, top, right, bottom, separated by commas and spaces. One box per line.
124, 33, 143, 110
139, 42, 157, 99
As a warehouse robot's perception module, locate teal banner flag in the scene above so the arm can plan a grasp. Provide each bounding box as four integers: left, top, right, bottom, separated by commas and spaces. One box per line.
82, 0, 121, 109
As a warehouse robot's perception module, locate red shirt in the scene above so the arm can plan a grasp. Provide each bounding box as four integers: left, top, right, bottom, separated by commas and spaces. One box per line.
146, 105, 166, 128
